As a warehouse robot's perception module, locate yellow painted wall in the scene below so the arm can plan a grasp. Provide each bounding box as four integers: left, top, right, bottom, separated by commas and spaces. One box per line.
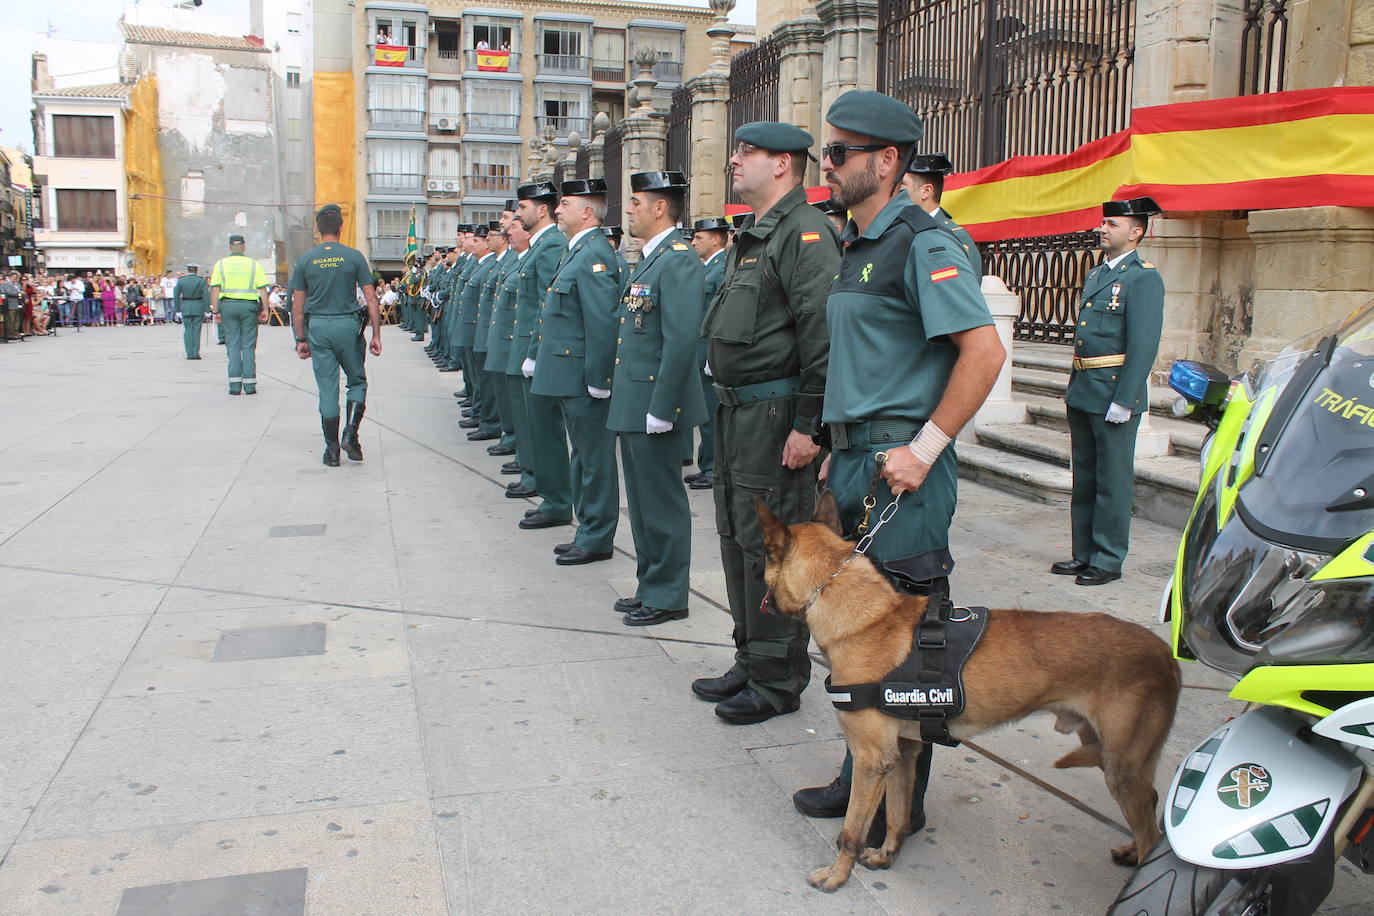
313, 71, 358, 247
124, 76, 165, 274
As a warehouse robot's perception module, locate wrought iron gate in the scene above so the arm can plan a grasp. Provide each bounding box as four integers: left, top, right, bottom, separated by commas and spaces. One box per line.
603, 123, 624, 229
726, 35, 781, 205
981, 231, 1103, 343
667, 85, 693, 214
1239, 0, 1289, 95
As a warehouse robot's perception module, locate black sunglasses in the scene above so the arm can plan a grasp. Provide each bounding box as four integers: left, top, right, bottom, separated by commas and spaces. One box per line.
820, 142, 890, 167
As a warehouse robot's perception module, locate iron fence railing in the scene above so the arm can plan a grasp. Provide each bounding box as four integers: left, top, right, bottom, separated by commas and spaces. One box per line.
603, 124, 624, 226
1239, 0, 1289, 95
667, 84, 693, 214
537, 53, 590, 76
536, 115, 590, 137
368, 171, 425, 195
464, 112, 520, 134
592, 59, 626, 82
464, 173, 518, 194
727, 35, 781, 205
982, 231, 1104, 343
369, 108, 425, 131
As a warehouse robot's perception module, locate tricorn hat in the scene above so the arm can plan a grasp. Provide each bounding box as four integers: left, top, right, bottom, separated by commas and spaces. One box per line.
906, 152, 954, 175
560, 178, 608, 197
1102, 197, 1162, 218
630, 170, 688, 193
517, 181, 559, 201
503, 198, 518, 211
601, 226, 624, 241
692, 217, 731, 234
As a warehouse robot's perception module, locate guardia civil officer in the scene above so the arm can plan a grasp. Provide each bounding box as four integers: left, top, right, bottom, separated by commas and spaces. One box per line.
425, 246, 455, 360
473, 221, 514, 446
602, 226, 629, 276
684, 217, 730, 491
496, 219, 539, 490
459, 225, 501, 440
611, 171, 707, 626
535, 178, 623, 565
289, 204, 382, 467
1052, 197, 1165, 586
174, 263, 208, 359
208, 234, 270, 395
696, 121, 840, 724
443, 229, 479, 378
790, 92, 1005, 834
814, 198, 846, 235
903, 153, 983, 276
485, 220, 527, 467
514, 181, 573, 529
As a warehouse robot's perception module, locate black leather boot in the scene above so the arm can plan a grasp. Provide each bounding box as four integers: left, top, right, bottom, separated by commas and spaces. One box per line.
322, 417, 341, 467
341, 402, 365, 461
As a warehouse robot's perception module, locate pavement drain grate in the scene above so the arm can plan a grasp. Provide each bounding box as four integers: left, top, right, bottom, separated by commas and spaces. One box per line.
269, 523, 327, 537
1137, 562, 1174, 580
211, 624, 326, 662
115, 868, 307, 915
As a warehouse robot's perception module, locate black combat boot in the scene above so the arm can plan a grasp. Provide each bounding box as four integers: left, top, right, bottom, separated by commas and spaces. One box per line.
322, 417, 341, 467
340, 402, 365, 461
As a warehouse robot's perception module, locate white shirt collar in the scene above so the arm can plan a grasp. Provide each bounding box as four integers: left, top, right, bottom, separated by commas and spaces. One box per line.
529, 222, 556, 247
1105, 250, 1135, 270
704, 248, 724, 267
478, 252, 494, 262
515, 248, 529, 260
567, 226, 597, 250
640, 226, 679, 260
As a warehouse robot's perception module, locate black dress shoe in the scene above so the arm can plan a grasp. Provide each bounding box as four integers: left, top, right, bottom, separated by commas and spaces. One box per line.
613, 596, 641, 613
505, 484, 538, 498
553, 542, 577, 554
688, 475, 713, 490
556, 546, 613, 565
715, 687, 796, 725
459, 398, 474, 408
683, 472, 701, 484
1051, 558, 1088, 576
461, 408, 474, 418
682, 458, 694, 467
1076, 566, 1122, 586
458, 418, 480, 429
487, 445, 515, 456
519, 511, 571, 530
793, 777, 850, 818
623, 605, 688, 626
467, 429, 500, 441
691, 671, 748, 703
501, 464, 521, 476
453, 391, 464, 398
439, 365, 460, 372
524, 508, 540, 518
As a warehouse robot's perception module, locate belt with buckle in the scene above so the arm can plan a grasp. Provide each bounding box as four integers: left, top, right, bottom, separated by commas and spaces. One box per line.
713, 376, 800, 408
1072, 354, 1126, 370
829, 417, 925, 451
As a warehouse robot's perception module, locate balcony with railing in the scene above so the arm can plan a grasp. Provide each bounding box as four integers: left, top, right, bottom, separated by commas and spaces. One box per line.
369, 107, 425, 131
368, 43, 426, 70
463, 112, 520, 135
430, 48, 462, 74
35, 142, 118, 160
463, 173, 518, 196
369, 235, 408, 260
536, 53, 590, 77
592, 59, 625, 82
535, 115, 589, 139
368, 171, 425, 195
465, 50, 521, 73
649, 60, 683, 84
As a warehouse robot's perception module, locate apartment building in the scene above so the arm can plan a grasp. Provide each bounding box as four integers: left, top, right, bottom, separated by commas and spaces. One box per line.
349, 1, 713, 270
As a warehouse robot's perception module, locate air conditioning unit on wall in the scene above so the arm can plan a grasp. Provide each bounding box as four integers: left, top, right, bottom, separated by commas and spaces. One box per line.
443, 181, 459, 193
426, 179, 443, 192
435, 117, 455, 131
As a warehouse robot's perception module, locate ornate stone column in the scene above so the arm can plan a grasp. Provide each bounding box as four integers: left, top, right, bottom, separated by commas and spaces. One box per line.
773, 7, 824, 184
619, 53, 670, 259
586, 112, 609, 181
686, 0, 735, 218
815, 0, 878, 118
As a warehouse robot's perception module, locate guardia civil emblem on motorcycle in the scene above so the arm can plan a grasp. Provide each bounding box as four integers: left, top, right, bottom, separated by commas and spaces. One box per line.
1216, 763, 1272, 810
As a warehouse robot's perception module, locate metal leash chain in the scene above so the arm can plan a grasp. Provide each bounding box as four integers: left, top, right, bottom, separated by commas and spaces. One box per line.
854, 451, 888, 535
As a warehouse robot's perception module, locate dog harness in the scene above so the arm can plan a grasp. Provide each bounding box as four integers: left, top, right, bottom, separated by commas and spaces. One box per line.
824, 598, 990, 746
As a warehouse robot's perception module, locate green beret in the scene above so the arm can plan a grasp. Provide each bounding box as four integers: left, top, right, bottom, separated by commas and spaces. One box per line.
316, 204, 342, 220
825, 90, 923, 144
228, 234, 245, 244
736, 121, 814, 154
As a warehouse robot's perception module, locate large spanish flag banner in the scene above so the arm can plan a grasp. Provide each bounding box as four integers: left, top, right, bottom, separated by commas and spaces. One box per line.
476, 50, 510, 72
944, 87, 1374, 242
374, 44, 407, 67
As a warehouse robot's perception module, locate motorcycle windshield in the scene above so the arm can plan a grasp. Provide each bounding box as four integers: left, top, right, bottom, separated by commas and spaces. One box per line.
1237, 302, 1374, 550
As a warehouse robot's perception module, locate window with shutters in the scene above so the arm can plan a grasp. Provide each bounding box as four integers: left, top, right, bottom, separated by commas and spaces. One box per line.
367, 73, 425, 131
464, 207, 502, 226
536, 86, 588, 137
428, 146, 461, 182
464, 143, 518, 196
427, 208, 459, 244
592, 30, 625, 82
55, 189, 118, 231
286, 69, 301, 89
368, 139, 426, 194
464, 80, 518, 134
50, 115, 116, 158
429, 83, 460, 120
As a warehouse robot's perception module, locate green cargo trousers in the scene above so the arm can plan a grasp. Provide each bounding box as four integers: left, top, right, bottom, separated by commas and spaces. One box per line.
713, 397, 816, 712
219, 299, 260, 392
621, 426, 693, 610
308, 315, 367, 419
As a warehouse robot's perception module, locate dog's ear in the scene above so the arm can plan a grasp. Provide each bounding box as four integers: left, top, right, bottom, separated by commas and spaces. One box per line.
812, 488, 842, 535
755, 497, 790, 559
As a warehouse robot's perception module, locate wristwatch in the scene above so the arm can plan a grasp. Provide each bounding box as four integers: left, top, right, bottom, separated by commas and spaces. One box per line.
295, 336, 306, 343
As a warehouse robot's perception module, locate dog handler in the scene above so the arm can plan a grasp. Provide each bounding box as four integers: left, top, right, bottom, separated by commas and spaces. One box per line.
290, 204, 382, 467
791, 91, 1005, 834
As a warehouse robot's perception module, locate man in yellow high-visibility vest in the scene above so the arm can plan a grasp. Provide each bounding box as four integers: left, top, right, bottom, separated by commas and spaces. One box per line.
209, 234, 270, 395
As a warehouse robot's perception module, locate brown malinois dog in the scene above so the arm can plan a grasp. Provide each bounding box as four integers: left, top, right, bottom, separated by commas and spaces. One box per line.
757, 492, 1181, 893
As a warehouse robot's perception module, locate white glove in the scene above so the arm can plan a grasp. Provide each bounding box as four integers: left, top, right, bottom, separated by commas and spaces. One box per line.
1105, 402, 1132, 424
703, 361, 712, 377
521, 358, 536, 378
586, 385, 610, 399
646, 413, 674, 434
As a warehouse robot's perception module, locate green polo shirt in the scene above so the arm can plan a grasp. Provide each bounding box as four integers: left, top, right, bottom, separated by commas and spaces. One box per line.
288, 242, 373, 315
823, 193, 992, 424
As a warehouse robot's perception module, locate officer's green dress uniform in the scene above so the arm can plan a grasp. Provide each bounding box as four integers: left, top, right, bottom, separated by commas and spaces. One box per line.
288, 239, 374, 419
704, 165, 840, 712
820, 90, 995, 815
498, 248, 539, 492
472, 242, 511, 438
458, 248, 498, 427
936, 207, 982, 277
444, 250, 477, 372
1064, 213, 1164, 576
610, 175, 707, 617
485, 245, 524, 455
425, 256, 450, 355
516, 204, 571, 523
174, 268, 208, 358
209, 240, 269, 394
906, 152, 984, 279
531, 211, 623, 554
690, 232, 728, 482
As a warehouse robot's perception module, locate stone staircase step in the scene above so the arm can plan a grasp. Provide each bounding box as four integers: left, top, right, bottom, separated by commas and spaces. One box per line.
975, 421, 1071, 468
956, 441, 1074, 506
1018, 392, 1207, 459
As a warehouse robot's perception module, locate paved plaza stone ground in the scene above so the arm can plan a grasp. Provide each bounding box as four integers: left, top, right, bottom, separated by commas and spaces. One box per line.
1, 324, 1368, 914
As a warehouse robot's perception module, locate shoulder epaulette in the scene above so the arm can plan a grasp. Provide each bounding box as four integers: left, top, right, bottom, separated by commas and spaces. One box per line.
671, 242, 689, 250
1140, 261, 1156, 269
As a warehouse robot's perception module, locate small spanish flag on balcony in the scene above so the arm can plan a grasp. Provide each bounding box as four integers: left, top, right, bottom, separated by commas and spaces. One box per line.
374, 44, 407, 67
476, 50, 510, 72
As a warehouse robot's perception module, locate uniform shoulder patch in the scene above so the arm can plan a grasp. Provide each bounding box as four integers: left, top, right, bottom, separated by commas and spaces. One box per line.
930, 266, 960, 283
1140, 261, 1156, 269
800, 231, 821, 243
672, 242, 689, 250
591, 263, 606, 272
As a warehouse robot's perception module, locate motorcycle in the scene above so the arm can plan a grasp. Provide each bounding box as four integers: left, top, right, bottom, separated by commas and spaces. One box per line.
1109, 300, 1374, 915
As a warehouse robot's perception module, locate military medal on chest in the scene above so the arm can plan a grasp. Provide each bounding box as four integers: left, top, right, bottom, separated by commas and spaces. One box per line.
625, 282, 653, 329
1109, 282, 1122, 311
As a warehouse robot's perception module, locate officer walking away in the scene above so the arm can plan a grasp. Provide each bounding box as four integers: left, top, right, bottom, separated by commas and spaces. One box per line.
903, 153, 982, 276
1052, 197, 1165, 586
209, 234, 270, 395
610, 171, 707, 626
174, 263, 208, 359
791, 91, 1005, 836
684, 217, 730, 491
536, 178, 622, 566
289, 204, 383, 467
695, 121, 840, 725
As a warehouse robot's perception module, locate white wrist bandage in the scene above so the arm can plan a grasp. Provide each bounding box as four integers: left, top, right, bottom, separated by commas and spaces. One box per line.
907, 423, 951, 465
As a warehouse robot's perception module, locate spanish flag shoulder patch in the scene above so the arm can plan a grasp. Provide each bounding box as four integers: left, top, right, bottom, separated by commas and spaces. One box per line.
930, 266, 960, 283
592, 263, 606, 272
800, 231, 821, 243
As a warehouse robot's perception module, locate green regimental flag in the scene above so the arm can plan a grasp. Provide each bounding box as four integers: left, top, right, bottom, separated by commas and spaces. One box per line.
404, 206, 419, 265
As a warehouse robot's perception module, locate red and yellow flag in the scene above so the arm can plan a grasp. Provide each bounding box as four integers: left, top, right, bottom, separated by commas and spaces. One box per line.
476, 50, 510, 72
374, 44, 407, 67
943, 87, 1374, 242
